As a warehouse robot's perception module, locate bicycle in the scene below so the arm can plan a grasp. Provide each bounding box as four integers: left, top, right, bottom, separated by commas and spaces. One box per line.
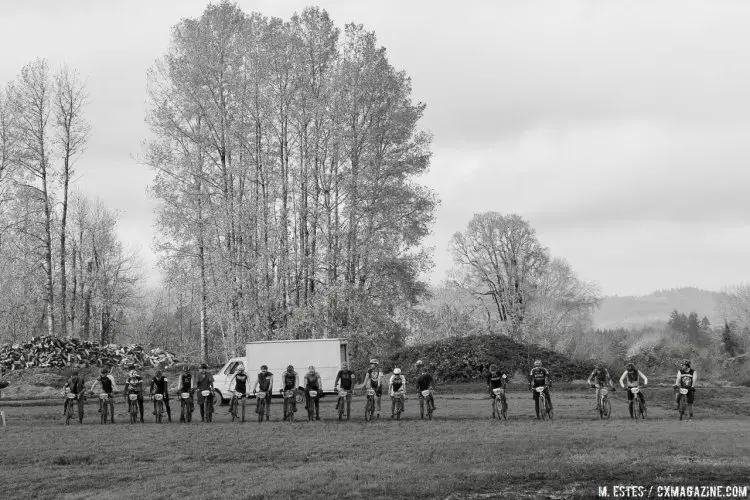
392, 392, 405, 420
307, 390, 318, 421
253, 392, 266, 423
630, 387, 647, 419
364, 388, 376, 422
594, 385, 612, 420
337, 389, 351, 421
282, 389, 295, 422
491, 388, 507, 420
535, 386, 553, 421
419, 389, 434, 420
152, 393, 165, 424
127, 392, 140, 424
677, 387, 689, 420
180, 391, 193, 423
64, 392, 82, 425
201, 390, 213, 423
98, 393, 111, 425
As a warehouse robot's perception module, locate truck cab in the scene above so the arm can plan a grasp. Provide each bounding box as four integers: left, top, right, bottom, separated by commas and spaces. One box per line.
212, 338, 349, 405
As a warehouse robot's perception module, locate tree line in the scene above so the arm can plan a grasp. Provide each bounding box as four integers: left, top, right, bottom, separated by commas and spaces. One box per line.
0, 60, 140, 346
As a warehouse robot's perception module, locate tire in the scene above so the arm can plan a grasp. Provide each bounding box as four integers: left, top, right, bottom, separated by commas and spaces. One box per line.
78, 397, 85, 424
427, 398, 433, 421
603, 398, 611, 420
213, 390, 223, 407
307, 397, 315, 421
181, 401, 189, 423
365, 398, 373, 422
501, 395, 508, 420
241, 398, 246, 423
540, 395, 548, 421
339, 397, 345, 421
679, 396, 686, 421
204, 398, 212, 423
258, 399, 265, 423
230, 398, 237, 422
295, 390, 305, 405
420, 398, 425, 420
130, 401, 138, 424
100, 400, 107, 425
66, 401, 74, 425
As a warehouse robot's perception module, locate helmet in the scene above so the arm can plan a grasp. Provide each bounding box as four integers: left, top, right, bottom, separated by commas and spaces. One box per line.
100, 367, 109, 375
682, 359, 691, 367
155, 370, 163, 378
596, 362, 604, 369
626, 362, 635, 370
237, 366, 245, 372
200, 363, 208, 369
393, 368, 402, 375
489, 364, 498, 372
416, 360, 423, 366
182, 364, 190, 372
260, 365, 268, 370
369, 359, 379, 365
129, 370, 138, 378
342, 361, 349, 368
308, 365, 315, 372
533, 360, 542, 367
287, 365, 294, 372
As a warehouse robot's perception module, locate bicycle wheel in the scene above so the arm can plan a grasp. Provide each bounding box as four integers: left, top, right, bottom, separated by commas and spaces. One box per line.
307, 398, 315, 421
181, 401, 188, 423
396, 399, 402, 420
66, 401, 73, 425
242, 398, 246, 423
602, 398, 611, 420
78, 398, 84, 424
427, 398, 433, 421
100, 400, 106, 425
339, 397, 345, 421
258, 399, 265, 423
500, 395, 507, 420
205, 399, 212, 423
130, 402, 137, 424
540, 395, 548, 421
365, 398, 373, 422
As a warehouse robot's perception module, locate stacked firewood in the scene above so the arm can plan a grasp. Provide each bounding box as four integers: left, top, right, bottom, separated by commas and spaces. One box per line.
0, 336, 178, 371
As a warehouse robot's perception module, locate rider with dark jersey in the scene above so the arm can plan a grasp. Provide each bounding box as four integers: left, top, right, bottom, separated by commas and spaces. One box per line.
177, 365, 194, 421
674, 359, 697, 419
334, 362, 356, 411
124, 368, 145, 423
281, 365, 299, 413
304, 366, 323, 420
252, 365, 273, 418
149, 370, 172, 422
619, 362, 648, 418
415, 361, 436, 413
63, 369, 86, 416
587, 363, 615, 410
528, 360, 553, 419
89, 367, 117, 423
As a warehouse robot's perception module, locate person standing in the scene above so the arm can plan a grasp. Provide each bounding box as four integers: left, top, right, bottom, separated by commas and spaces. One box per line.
149, 370, 172, 423
252, 365, 273, 419
196, 363, 215, 422
674, 359, 697, 419
90, 367, 117, 423
304, 365, 323, 420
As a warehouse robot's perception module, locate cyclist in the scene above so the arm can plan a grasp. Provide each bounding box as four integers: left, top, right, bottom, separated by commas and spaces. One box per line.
304, 365, 323, 420
587, 362, 616, 410
123, 367, 145, 423
89, 367, 117, 423
357, 359, 384, 419
177, 364, 194, 421
149, 370, 172, 422
281, 365, 299, 414
63, 368, 86, 417
674, 359, 697, 419
415, 361, 436, 414
227, 365, 248, 414
196, 363, 215, 422
334, 362, 356, 417
388, 367, 407, 419
528, 360, 553, 420
619, 362, 648, 418
486, 364, 508, 418
251, 365, 273, 419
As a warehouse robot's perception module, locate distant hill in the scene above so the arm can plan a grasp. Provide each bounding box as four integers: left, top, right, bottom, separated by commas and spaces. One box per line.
592, 287, 728, 329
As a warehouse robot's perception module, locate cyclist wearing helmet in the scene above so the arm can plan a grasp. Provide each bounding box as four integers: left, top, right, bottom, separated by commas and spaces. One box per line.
252, 365, 273, 419
89, 367, 118, 423
304, 365, 323, 420
388, 367, 407, 419
587, 363, 616, 410
196, 363, 215, 422
486, 364, 508, 417
334, 362, 356, 412
357, 359, 384, 418
177, 364, 195, 420
124, 367, 145, 423
281, 365, 299, 414
63, 368, 86, 417
674, 359, 697, 418
416, 362, 436, 413
619, 362, 648, 418
528, 360, 553, 419
149, 370, 172, 422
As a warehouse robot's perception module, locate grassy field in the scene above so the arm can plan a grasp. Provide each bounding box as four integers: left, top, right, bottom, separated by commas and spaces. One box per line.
1, 386, 749, 499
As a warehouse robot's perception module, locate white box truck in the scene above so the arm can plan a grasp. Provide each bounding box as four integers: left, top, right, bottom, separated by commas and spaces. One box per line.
212, 338, 350, 405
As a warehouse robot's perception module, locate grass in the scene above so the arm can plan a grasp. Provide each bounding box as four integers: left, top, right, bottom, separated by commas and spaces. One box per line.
1, 387, 749, 499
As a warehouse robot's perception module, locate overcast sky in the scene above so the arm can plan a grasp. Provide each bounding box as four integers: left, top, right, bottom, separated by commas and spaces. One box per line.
2, 0, 748, 297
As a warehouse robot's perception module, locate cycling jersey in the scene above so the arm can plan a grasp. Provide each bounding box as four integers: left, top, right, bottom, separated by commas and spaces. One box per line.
529, 367, 550, 388
390, 375, 405, 393
256, 372, 272, 391
151, 376, 169, 395
179, 373, 192, 392
99, 375, 114, 394
335, 370, 355, 391
282, 371, 297, 390
619, 369, 648, 388
365, 370, 383, 390
589, 368, 610, 385
487, 372, 507, 389
233, 373, 248, 393
66, 375, 85, 394
416, 373, 434, 392
196, 371, 213, 391
676, 368, 696, 388
304, 372, 321, 390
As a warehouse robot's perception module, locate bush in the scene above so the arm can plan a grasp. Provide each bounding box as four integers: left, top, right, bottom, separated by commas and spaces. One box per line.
382, 333, 594, 383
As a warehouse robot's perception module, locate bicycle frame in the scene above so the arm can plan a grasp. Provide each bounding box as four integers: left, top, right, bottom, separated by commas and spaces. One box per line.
420, 389, 433, 420
180, 392, 192, 423
128, 393, 140, 424
254, 391, 265, 423
492, 387, 506, 420
365, 388, 376, 422
201, 390, 212, 422
153, 393, 164, 423
597, 386, 611, 420
678, 388, 689, 420
65, 393, 78, 425
535, 386, 552, 421
283, 390, 295, 422
630, 387, 646, 419
307, 390, 318, 421
337, 389, 351, 421
392, 392, 405, 420
99, 393, 111, 424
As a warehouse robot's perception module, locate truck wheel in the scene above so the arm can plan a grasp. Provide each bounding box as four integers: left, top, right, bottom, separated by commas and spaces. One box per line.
295, 389, 305, 405
213, 389, 224, 407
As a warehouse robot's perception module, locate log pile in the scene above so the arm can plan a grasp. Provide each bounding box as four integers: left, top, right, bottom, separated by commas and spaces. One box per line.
0, 336, 178, 371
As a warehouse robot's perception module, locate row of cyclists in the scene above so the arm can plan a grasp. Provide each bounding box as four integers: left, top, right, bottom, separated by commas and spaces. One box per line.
61, 357, 698, 423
